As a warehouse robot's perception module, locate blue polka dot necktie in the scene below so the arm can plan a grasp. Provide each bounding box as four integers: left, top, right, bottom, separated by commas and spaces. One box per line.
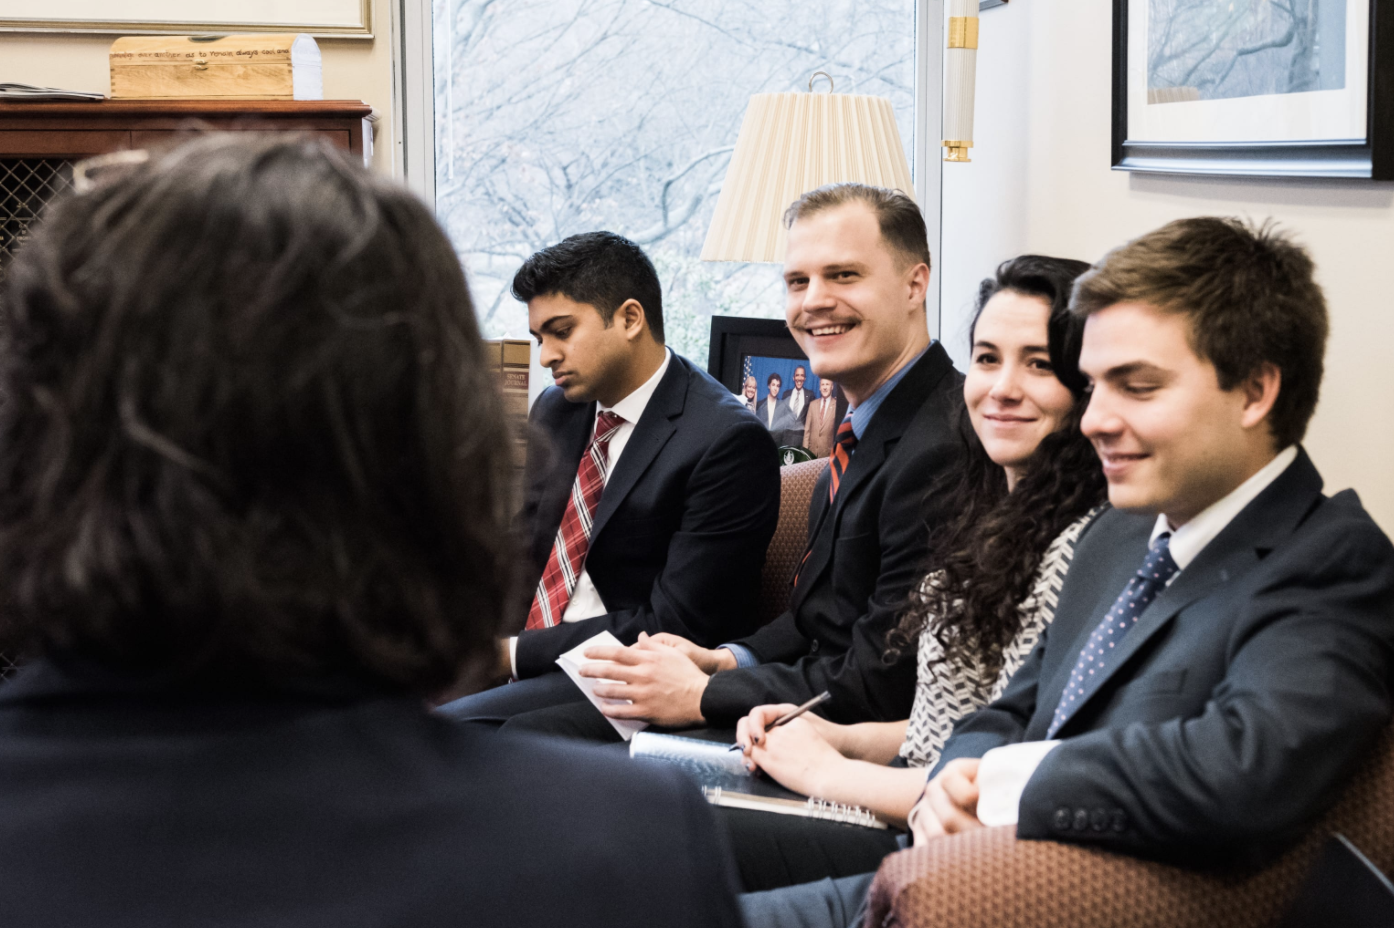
1047, 533, 1179, 738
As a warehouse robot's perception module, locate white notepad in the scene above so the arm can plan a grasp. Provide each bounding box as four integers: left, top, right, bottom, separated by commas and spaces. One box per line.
556, 631, 649, 741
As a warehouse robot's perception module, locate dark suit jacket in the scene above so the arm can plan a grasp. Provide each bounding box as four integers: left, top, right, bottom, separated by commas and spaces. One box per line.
0, 659, 743, 928
701, 343, 964, 725
514, 353, 779, 679
933, 450, 1394, 866
781, 386, 817, 424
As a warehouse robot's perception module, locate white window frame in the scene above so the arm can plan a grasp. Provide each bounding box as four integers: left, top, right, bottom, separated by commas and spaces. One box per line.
391, 0, 944, 334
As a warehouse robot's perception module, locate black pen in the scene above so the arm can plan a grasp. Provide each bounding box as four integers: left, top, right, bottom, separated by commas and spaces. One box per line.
728, 691, 832, 751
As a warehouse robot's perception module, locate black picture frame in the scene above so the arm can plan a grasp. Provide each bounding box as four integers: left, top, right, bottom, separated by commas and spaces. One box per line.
1112, 0, 1394, 179
706, 316, 807, 393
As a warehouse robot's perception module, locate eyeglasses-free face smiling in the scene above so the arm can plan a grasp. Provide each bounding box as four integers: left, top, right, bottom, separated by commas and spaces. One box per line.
782, 202, 930, 407
964, 290, 1077, 491
1078, 301, 1281, 526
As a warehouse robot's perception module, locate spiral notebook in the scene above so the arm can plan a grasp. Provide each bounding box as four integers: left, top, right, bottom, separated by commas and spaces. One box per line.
629, 731, 888, 830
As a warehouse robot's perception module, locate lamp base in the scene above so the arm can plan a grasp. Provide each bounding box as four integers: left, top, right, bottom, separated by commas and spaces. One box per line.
943, 141, 972, 162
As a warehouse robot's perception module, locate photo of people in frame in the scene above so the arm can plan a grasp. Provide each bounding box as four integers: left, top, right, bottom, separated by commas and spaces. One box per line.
738, 354, 846, 459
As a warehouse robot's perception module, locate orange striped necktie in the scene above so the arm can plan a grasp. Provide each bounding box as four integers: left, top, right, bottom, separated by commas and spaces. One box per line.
827, 415, 858, 503
792, 414, 859, 589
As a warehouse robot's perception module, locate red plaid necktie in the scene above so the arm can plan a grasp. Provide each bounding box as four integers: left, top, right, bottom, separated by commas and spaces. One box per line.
793, 415, 858, 587
827, 415, 857, 503
526, 411, 626, 630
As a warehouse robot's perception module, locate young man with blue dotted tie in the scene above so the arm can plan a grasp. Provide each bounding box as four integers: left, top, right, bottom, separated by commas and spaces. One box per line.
741, 217, 1394, 928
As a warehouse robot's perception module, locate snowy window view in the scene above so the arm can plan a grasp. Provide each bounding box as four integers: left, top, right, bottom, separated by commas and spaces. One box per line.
432, 0, 917, 363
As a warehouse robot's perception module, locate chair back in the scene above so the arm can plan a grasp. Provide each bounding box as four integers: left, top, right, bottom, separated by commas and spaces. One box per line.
1275, 835, 1394, 928
755, 458, 827, 626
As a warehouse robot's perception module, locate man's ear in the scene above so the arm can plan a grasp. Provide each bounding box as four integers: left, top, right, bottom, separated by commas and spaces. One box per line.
1239, 362, 1282, 432
905, 261, 931, 307
616, 299, 647, 340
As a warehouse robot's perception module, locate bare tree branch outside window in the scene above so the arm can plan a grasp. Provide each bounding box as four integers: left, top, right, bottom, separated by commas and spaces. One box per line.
1147, 0, 1347, 105
433, 0, 916, 363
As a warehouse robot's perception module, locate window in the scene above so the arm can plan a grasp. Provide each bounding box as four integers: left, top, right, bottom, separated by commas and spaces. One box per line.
431, 0, 919, 363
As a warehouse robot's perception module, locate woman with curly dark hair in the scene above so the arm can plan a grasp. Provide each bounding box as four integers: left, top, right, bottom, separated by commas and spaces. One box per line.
728, 254, 1108, 894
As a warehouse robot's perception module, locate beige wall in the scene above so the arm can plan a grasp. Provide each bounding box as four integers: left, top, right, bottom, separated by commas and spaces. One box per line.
0, 2, 396, 172
940, 0, 1394, 532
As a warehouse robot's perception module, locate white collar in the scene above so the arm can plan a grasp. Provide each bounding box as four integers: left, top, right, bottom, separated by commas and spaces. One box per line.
1150, 445, 1299, 569
601, 347, 671, 425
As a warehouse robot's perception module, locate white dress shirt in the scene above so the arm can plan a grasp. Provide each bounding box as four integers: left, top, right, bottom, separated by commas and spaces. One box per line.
951, 445, 1301, 829
763, 395, 780, 428
509, 349, 672, 675
788, 387, 806, 419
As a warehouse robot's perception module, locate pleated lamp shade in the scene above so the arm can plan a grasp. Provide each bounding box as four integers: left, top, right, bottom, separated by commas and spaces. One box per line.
700, 91, 914, 264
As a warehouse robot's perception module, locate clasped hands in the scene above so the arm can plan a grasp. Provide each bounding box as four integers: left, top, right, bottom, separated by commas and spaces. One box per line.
910, 758, 985, 837
577, 632, 734, 728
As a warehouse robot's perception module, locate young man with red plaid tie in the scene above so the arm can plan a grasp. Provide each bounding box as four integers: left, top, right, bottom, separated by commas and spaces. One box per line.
739, 217, 1394, 928
438, 231, 780, 727
500, 184, 966, 741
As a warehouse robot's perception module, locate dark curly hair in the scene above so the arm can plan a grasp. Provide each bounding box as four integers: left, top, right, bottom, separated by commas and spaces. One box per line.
886, 255, 1106, 681
0, 133, 516, 695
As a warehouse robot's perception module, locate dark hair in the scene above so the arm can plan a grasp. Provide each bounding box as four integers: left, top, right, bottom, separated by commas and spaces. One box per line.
887, 255, 1106, 681
767, 372, 782, 386
1072, 217, 1327, 448
511, 231, 665, 343
783, 183, 930, 272
0, 134, 514, 694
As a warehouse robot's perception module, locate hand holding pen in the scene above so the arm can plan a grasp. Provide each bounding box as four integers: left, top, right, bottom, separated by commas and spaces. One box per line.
729, 691, 832, 752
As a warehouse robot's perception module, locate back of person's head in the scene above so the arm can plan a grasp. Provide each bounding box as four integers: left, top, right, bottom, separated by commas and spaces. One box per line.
783, 182, 930, 272
1072, 216, 1327, 449
0, 133, 513, 694
511, 231, 665, 343
889, 254, 1105, 677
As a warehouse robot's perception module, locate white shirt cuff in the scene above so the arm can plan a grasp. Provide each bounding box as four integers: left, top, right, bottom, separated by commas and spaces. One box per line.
508, 636, 518, 680
975, 740, 1061, 827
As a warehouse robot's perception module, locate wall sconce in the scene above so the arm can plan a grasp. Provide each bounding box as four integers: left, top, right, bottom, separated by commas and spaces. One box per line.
700, 73, 915, 264
943, 0, 979, 162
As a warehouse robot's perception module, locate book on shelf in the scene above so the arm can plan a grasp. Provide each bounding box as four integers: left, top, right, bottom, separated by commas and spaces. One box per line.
484, 338, 530, 483
629, 731, 889, 829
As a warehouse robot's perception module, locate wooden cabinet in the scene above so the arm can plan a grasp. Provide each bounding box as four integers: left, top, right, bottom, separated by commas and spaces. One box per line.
0, 99, 376, 289
0, 99, 374, 161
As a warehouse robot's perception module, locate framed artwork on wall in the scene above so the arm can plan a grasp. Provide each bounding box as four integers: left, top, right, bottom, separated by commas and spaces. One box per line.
707, 317, 847, 461
1112, 0, 1394, 178
0, 0, 372, 38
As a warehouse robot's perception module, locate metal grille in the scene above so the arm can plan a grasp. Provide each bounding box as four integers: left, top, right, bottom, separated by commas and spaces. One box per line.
0, 159, 72, 682
0, 158, 74, 291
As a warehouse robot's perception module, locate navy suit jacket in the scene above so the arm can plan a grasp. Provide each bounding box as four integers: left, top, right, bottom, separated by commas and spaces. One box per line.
700, 343, 964, 725
514, 353, 779, 679
0, 659, 744, 928
933, 450, 1394, 866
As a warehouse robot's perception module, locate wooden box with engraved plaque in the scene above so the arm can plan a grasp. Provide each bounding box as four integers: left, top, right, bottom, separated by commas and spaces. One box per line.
109, 34, 324, 101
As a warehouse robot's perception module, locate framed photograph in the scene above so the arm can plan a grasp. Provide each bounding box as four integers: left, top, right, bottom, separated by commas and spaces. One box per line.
707, 317, 847, 460
0, 0, 372, 38
1113, 0, 1394, 178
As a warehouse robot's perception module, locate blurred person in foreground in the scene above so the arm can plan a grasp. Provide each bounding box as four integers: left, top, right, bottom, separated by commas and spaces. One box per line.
0, 134, 742, 928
